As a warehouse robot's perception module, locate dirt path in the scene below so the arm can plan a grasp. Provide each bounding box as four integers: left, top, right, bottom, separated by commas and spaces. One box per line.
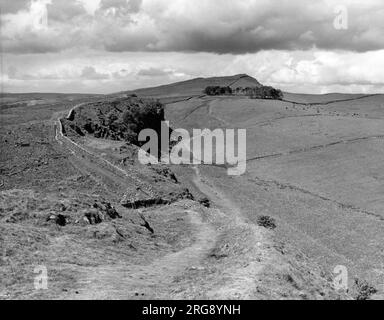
192, 166, 244, 225
58, 161, 265, 300
62, 209, 217, 300
53, 108, 221, 299
207, 99, 233, 127
188, 166, 274, 299
56, 158, 266, 300
180, 100, 210, 121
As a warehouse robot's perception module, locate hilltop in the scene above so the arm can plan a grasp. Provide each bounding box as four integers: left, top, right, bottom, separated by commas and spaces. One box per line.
120, 74, 262, 98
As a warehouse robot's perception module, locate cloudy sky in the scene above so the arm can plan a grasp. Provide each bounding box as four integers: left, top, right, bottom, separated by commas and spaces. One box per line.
1, 0, 383, 94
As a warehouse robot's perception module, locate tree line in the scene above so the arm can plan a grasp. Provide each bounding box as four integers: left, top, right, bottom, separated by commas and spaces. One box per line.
204, 85, 283, 100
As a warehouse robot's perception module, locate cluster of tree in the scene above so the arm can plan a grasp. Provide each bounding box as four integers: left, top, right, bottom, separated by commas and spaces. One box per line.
245, 86, 283, 100
79, 97, 167, 146
204, 86, 233, 96
204, 85, 283, 100
121, 99, 165, 144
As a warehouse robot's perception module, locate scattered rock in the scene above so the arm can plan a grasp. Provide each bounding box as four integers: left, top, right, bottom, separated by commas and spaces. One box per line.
198, 197, 211, 208
151, 167, 179, 183
354, 279, 377, 300
93, 201, 122, 219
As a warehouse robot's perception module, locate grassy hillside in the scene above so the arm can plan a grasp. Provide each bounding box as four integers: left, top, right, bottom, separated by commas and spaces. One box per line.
119, 74, 262, 98
166, 92, 384, 299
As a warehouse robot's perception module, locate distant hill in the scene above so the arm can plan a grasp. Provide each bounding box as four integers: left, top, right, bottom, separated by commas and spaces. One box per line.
118, 74, 262, 98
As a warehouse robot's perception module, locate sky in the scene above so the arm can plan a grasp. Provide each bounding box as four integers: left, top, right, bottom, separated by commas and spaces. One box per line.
1, 0, 384, 94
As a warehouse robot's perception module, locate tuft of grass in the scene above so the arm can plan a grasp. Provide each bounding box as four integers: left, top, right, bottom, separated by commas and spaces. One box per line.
257, 215, 277, 230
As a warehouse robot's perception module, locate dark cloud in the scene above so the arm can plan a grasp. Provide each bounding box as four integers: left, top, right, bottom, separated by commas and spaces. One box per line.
1, 0, 383, 54
128, 0, 142, 13
0, 0, 28, 14
1, 28, 75, 54
47, 0, 87, 22
152, 26, 384, 55
2, 35, 63, 54
141, 1, 384, 54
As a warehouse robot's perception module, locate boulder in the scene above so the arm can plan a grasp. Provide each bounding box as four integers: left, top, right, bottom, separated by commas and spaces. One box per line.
81, 209, 104, 225
47, 213, 67, 226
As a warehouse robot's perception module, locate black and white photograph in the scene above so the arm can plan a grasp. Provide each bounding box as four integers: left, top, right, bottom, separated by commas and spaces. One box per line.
0, 0, 383, 305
